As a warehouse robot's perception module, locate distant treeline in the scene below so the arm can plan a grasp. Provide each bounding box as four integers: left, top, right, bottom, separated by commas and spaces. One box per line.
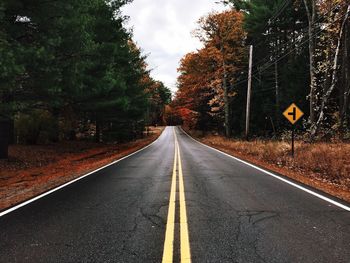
170, 0, 350, 141
0, 0, 171, 158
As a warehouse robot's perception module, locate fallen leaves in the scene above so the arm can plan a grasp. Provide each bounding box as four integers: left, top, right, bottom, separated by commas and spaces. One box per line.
0, 127, 164, 211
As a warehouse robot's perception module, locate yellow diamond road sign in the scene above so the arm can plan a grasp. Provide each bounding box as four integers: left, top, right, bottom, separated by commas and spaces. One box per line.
283, 103, 304, 125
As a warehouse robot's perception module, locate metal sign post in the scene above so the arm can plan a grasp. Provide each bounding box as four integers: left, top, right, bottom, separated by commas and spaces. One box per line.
283, 103, 304, 157
291, 126, 295, 158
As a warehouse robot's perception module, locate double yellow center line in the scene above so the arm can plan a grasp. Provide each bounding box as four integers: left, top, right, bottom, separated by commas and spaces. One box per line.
162, 128, 191, 263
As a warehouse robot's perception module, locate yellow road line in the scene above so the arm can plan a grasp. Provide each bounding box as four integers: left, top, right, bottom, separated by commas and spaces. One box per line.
177, 140, 192, 263
162, 128, 191, 263
162, 132, 177, 263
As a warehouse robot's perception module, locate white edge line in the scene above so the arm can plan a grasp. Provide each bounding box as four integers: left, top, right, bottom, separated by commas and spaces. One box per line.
179, 127, 350, 212
0, 130, 164, 218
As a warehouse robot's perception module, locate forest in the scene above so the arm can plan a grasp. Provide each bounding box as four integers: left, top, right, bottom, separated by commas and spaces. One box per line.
0, 0, 171, 159
1, 0, 350, 160
170, 0, 350, 141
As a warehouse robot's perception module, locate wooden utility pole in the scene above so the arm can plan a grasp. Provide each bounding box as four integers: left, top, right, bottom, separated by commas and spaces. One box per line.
245, 45, 253, 140
275, 47, 280, 131
221, 44, 231, 138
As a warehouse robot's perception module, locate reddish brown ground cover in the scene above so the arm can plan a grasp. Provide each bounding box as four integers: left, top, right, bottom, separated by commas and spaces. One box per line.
0, 127, 164, 211
194, 134, 350, 203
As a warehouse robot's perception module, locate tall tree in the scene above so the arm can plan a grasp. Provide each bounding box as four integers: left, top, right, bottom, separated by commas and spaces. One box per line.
176, 49, 219, 131
194, 10, 246, 137
303, 0, 318, 126
0, 0, 157, 156
310, 3, 350, 137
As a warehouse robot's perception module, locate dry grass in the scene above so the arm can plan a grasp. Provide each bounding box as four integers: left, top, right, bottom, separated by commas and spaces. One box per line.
199, 135, 350, 203
0, 126, 165, 211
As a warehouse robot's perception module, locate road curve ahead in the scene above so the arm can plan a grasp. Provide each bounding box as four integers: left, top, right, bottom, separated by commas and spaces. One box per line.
1, 127, 349, 262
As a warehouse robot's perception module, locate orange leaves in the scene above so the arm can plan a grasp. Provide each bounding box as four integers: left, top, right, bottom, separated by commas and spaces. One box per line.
176, 49, 215, 110
195, 10, 246, 55
173, 9, 247, 128
177, 108, 199, 130
186, 9, 247, 94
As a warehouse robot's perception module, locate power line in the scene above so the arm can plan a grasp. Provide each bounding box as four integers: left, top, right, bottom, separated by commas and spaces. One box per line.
250, 1, 345, 70
253, 87, 276, 94
233, 6, 348, 87
259, 11, 347, 71
252, 0, 292, 43
264, 0, 292, 30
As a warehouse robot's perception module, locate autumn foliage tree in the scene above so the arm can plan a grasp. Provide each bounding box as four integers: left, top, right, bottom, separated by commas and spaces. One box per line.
176, 50, 218, 130
175, 10, 246, 136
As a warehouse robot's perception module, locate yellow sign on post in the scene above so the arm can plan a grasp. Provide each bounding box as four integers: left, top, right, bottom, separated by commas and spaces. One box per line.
283, 103, 304, 158
283, 103, 304, 125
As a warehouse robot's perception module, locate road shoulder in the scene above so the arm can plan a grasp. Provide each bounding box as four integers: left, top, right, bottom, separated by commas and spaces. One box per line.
182, 128, 350, 204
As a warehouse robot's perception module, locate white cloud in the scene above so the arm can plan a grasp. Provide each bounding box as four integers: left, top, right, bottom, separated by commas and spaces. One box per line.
122, 0, 228, 92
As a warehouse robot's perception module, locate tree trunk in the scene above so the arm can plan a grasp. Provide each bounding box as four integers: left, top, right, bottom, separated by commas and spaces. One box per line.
8, 118, 15, 144
274, 34, 281, 131
275, 57, 280, 130
95, 119, 101, 143
51, 108, 60, 142
220, 41, 231, 138
340, 17, 350, 135
303, 0, 317, 125
0, 120, 10, 159
223, 77, 231, 137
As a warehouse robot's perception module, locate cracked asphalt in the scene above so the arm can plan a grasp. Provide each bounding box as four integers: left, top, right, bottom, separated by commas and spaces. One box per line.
1, 127, 350, 262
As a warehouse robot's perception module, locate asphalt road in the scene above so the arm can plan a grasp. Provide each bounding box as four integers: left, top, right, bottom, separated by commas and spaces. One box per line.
1, 126, 349, 263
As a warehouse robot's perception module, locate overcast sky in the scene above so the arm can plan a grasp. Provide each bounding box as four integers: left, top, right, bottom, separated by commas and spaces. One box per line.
122, 0, 227, 93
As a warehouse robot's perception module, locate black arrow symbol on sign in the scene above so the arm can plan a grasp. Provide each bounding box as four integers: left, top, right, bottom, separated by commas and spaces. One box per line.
288, 107, 296, 121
